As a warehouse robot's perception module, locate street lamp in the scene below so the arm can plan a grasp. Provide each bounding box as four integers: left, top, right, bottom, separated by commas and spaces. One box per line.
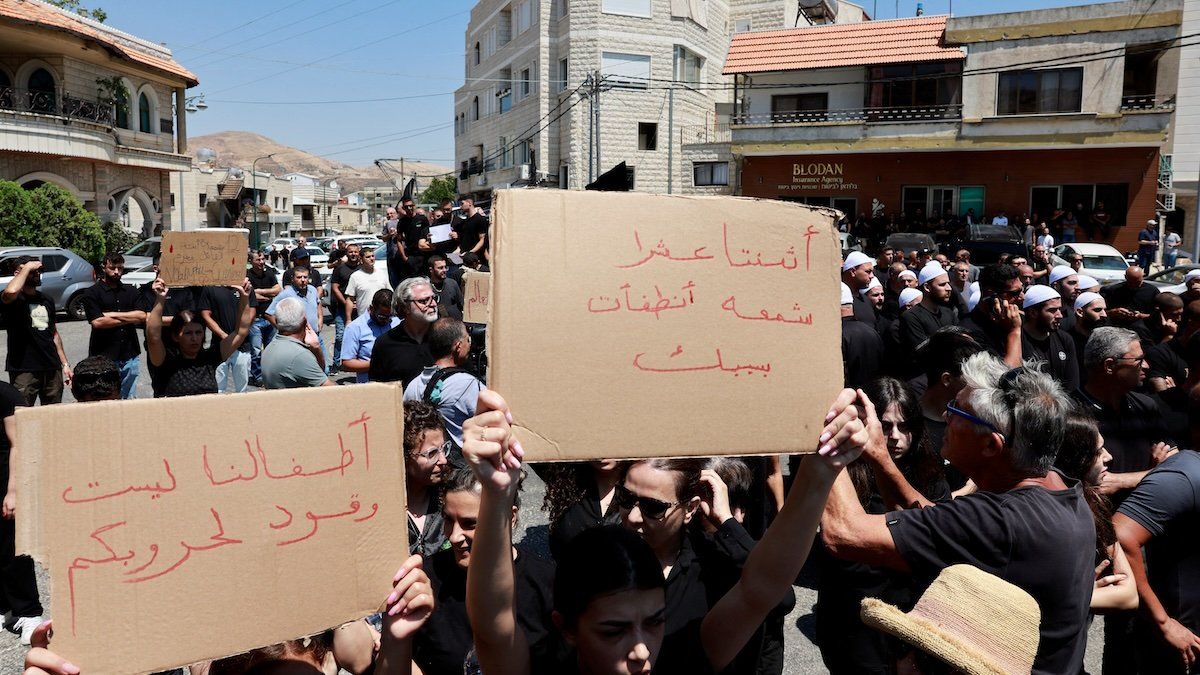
251, 153, 276, 251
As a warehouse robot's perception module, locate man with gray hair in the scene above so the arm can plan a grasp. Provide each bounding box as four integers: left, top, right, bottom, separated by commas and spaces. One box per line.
821, 352, 1095, 674
367, 276, 437, 385
260, 297, 332, 389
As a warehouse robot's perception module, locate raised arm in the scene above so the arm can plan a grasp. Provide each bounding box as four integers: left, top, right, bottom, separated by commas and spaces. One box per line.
462, 391, 529, 675
146, 279, 170, 367
701, 389, 868, 672
856, 390, 934, 510
220, 279, 254, 361
375, 554, 435, 675
2, 261, 39, 304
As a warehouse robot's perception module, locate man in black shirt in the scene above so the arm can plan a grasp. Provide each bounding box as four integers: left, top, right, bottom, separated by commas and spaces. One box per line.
1048, 265, 1081, 333
1069, 292, 1107, 382
247, 251, 281, 387
199, 282, 256, 393
330, 244, 360, 372
399, 198, 431, 280
369, 277, 436, 386
840, 283, 883, 388
822, 353, 1095, 675
453, 196, 489, 263
1020, 285, 1079, 390
1103, 266, 1159, 327
841, 252, 877, 327
899, 262, 957, 356
81, 253, 145, 399
0, 257, 70, 405
428, 254, 464, 320
958, 263, 1023, 367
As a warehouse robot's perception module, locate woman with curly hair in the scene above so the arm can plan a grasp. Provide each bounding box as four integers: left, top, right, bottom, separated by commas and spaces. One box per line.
404, 400, 450, 556
541, 460, 625, 559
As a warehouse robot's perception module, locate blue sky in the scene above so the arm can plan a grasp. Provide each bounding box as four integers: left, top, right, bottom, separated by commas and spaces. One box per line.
97, 0, 1099, 169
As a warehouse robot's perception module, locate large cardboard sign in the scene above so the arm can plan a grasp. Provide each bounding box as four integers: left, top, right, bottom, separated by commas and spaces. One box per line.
463, 270, 491, 325
159, 230, 248, 287
488, 190, 843, 461
16, 385, 407, 674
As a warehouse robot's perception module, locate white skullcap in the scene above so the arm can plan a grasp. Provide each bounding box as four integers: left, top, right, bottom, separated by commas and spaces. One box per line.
1022, 284, 1060, 309
918, 261, 948, 286
842, 251, 873, 272
1185, 269, 1200, 283
1076, 275, 1099, 291
899, 288, 923, 307
840, 282, 853, 305
1074, 292, 1103, 312
1048, 265, 1077, 285
966, 289, 982, 312
859, 277, 882, 296
898, 269, 917, 281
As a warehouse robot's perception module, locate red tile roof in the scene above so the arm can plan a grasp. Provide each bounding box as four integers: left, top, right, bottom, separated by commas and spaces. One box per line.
0, 0, 198, 86
723, 15, 963, 75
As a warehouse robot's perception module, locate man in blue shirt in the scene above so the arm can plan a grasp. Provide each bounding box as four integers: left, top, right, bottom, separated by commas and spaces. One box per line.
266, 266, 324, 367
1138, 219, 1160, 271
340, 289, 400, 383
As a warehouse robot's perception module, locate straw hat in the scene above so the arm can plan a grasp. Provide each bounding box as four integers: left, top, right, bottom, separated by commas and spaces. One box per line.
860, 564, 1040, 675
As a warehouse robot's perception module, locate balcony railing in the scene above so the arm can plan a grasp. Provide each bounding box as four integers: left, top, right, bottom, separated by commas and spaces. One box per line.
679, 123, 731, 145
1120, 95, 1174, 112
0, 87, 115, 125
732, 104, 962, 126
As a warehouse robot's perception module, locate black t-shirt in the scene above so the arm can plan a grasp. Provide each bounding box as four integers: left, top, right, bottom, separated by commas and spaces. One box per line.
199, 287, 252, 350
1, 292, 60, 372
1117, 450, 1200, 632
1102, 281, 1159, 315
367, 322, 434, 386
402, 215, 431, 254
898, 303, 956, 352
81, 281, 142, 361
959, 314, 1009, 359
852, 294, 877, 327
248, 267, 280, 317
887, 474, 1096, 674
433, 278, 464, 320
548, 480, 622, 560
455, 212, 489, 253
149, 345, 223, 398
1020, 328, 1080, 391
0, 381, 24, 463
415, 548, 559, 675
1072, 388, 1171, 481
330, 262, 358, 317
842, 315, 884, 389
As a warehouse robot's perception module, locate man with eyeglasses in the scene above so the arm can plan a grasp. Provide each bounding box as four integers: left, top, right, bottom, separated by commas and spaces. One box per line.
368, 277, 437, 386
404, 317, 484, 449
821, 353, 1095, 675
1020, 285, 1079, 391
958, 264, 1023, 367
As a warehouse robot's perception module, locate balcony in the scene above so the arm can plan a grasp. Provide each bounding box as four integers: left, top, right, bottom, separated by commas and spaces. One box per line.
1119, 95, 1175, 112
0, 86, 115, 124
732, 104, 963, 126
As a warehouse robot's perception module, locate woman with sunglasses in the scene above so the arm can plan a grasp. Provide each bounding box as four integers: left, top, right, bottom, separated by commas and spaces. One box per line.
461, 389, 868, 675
539, 460, 626, 560
1054, 412, 1138, 614
815, 377, 949, 675
404, 401, 450, 556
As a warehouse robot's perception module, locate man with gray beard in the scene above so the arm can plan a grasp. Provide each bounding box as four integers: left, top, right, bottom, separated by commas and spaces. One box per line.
368, 277, 437, 386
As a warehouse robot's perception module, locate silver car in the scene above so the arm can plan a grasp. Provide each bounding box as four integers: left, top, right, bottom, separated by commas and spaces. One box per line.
0, 247, 96, 320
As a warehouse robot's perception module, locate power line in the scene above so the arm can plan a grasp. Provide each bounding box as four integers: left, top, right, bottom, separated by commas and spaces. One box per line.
182, 0, 367, 66
173, 0, 316, 51
209, 91, 455, 105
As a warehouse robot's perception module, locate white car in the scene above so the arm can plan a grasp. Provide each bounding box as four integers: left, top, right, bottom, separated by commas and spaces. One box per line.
1051, 243, 1129, 284
327, 234, 382, 251
270, 237, 298, 252
121, 263, 157, 288
302, 246, 330, 271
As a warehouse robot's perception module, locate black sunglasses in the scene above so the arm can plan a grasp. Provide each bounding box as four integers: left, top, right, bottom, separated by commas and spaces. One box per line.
615, 484, 679, 520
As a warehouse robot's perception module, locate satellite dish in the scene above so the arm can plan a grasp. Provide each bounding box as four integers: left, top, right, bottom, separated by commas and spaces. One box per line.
196, 147, 217, 164
228, 167, 245, 178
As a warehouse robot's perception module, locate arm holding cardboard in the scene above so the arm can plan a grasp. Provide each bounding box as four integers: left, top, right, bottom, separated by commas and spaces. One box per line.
146, 279, 169, 368
462, 391, 530, 675
375, 554, 435, 675
219, 280, 254, 361
700, 389, 866, 672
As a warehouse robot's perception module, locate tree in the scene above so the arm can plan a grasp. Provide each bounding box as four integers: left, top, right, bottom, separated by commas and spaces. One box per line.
420, 176, 458, 205
45, 0, 106, 22
0, 181, 38, 247
101, 219, 140, 258
29, 184, 106, 262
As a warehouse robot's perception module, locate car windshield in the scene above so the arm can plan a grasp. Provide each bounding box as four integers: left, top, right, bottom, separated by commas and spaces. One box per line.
1152, 268, 1193, 284
1084, 255, 1128, 271
969, 224, 1020, 242
127, 240, 160, 257
888, 235, 934, 250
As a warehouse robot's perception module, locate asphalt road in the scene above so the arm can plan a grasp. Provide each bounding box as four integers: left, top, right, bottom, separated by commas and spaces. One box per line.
0, 316, 1105, 673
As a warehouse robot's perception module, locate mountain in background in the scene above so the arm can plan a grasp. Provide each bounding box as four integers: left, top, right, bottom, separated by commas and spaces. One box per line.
187, 131, 451, 194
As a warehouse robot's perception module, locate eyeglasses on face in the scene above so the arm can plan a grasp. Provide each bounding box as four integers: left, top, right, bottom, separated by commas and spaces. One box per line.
615, 484, 679, 520
945, 402, 1005, 442
409, 296, 437, 307
1112, 356, 1145, 367
413, 441, 450, 461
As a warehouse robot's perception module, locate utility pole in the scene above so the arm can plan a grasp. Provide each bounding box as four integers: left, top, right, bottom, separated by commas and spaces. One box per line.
594, 70, 602, 179
667, 81, 674, 194
585, 71, 595, 183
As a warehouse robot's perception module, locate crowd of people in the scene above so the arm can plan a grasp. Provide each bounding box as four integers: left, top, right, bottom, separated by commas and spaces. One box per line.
7, 208, 1200, 675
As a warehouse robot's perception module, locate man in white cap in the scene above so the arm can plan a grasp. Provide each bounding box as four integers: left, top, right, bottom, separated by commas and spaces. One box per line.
1137, 218, 1160, 270
1070, 292, 1107, 378
859, 277, 887, 333
1049, 265, 1081, 332
899, 261, 957, 357
959, 264, 1024, 367
1076, 275, 1100, 294
842, 251, 878, 326
881, 287, 926, 381
1021, 284, 1080, 390
841, 282, 883, 388
1180, 269, 1200, 305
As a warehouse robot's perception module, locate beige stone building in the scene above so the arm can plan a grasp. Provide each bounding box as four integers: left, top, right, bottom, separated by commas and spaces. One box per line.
169, 165, 294, 242
0, 0, 197, 237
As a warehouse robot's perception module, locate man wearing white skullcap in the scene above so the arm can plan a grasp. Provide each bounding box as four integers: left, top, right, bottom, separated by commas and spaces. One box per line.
1180, 269, 1200, 305
1069, 291, 1107, 377
898, 288, 922, 309
1021, 284, 1080, 389
842, 251, 878, 326
959, 263, 1024, 367
899, 261, 957, 358
841, 282, 884, 387
860, 277, 885, 310
1075, 275, 1100, 293
1049, 265, 1082, 332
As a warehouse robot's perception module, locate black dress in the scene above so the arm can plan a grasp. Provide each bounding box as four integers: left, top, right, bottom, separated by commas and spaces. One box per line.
148, 345, 222, 397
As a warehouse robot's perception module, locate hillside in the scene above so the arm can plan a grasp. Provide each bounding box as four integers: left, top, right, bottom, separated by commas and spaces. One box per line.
187, 131, 451, 194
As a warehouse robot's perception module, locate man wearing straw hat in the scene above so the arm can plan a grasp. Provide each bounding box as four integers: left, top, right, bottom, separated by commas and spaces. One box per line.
820, 352, 1095, 674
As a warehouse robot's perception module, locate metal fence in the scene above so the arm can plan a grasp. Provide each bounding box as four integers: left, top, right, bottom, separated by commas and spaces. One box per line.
0, 86, 115, 124
732, 103, 963, 126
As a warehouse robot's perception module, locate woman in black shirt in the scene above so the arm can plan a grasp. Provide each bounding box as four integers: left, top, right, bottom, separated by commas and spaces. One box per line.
146, 278, 253, 398
540, 460, 625, 559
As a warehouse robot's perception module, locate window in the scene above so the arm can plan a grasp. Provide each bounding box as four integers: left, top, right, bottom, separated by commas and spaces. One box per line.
1123, 44, 1164, 104
771, 93, 828, 122
602, 52, 650, 88
41, 254, 67, 272
282, 198, 288, 209
138, 92, 152, 133
514, 0, 533, 34
602, 0, 651, 17
997, 68, 1083, 115
638, 122, 658, 150
521, 67, 531, 97
517, 140, 531, 165
471, 96, 479, 121
474, 42, 481, 65
552, 0, 567, 19
1030, 183, 1129, 227
557, 58, 569, 92
27, 67, 55, 113
674, 46, 703, 85
559, 165, 569, 189
199, 193, 208, 208
499, 136, 510, 167
693, 162, 728, 186
734, 18, 752, 32
866, 62, 961, 113
169, 193, 175, 208
114, 86, 130, 129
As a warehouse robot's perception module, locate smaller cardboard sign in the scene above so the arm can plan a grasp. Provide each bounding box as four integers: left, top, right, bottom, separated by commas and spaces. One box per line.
16, 385, 407, 674
159, 230, 248, 287
463, 270, 491, 325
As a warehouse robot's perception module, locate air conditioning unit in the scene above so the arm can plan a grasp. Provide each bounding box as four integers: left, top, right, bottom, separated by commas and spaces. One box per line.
518, 163, 533, 180
1159, 193, 1177, 211
475, 174, 489, 187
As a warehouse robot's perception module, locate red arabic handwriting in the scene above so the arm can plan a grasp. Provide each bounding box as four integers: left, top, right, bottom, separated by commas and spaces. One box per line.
67, 522, 134, 635
722, 222, 820, 271
348, 413, 372, 471
720, 296, 814, 325
632, 346, 771, 377
587, 281, 697, 319
203, 413, 373, 485
61, 459, 176, 504
269, 505, 294, 530
276, 495, 380, 547
123, 508, 242, 584
617, 228, 715, 269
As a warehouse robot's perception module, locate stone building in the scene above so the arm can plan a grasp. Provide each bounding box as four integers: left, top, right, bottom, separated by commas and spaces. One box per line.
0, 0, 197, 237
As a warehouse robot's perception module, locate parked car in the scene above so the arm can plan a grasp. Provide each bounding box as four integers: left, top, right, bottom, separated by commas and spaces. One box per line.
941, 224, 1028, 264
885, 232, 938, 256
0, 247, 96, 320
323, 235, 383, 252
270, 237, 298, 252
121, 263, 157, 288
1051, 243, 1129, 284
123, 236, 161, 269
1145, 264, 1200, 293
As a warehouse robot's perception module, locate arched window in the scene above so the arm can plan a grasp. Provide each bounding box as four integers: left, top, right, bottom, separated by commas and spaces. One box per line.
138, 92, 152, 132
474, 42, 481, 66
114, 86, 130, 128
0, 71, 11, 109
471, 97, 479, 121
27, 68, 55, 114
